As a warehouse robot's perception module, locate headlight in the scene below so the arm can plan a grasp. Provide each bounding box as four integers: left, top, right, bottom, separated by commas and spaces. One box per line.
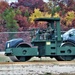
7, 43, 10, 48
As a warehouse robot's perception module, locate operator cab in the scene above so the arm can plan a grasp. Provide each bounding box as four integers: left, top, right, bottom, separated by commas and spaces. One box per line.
34, 18, 61, 41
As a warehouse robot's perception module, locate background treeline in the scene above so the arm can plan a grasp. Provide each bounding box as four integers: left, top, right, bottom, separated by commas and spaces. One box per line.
0, 0, 75, 32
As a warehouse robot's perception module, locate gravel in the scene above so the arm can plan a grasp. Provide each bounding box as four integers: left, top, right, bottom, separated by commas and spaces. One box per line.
0, 63, 75, 75
0, 52, 75, 75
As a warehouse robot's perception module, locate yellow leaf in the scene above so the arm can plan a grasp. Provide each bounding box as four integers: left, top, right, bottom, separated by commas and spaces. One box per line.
53, 13, 60, 18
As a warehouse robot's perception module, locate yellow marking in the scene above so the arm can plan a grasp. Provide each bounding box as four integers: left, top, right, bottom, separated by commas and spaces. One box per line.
46, 42, 51, 45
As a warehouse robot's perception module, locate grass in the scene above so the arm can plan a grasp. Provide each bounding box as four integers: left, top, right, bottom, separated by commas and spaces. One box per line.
0, 54, 12, 62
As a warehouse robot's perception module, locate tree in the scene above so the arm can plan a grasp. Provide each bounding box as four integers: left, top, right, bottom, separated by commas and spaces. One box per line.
18, 6, 29, 16
0, 1, 9, 32
65, 11, 75, 26
0, 15, 6, 32
66, 0, 75, 11
0, 1, 9, 14
1, 8, 22, 39
47, 0, 61, 16
14, 0, 46, 12
58, 0, 75, 16
29, 8, 52, 23
29, 9, 43, 23
15, 14, 29, 30
29, 8, 60, 23
2, 8, 19, 32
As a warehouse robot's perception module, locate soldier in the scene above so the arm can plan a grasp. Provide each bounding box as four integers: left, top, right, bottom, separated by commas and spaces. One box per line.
44, 23, 54, 40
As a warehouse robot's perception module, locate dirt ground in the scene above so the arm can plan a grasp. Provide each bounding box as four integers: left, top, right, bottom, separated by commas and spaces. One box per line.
0, 52, 75, 75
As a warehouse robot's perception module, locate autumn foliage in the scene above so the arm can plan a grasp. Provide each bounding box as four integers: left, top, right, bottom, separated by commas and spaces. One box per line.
15, 15, 29, 30
0, 1, 9, 13
0, 0, 75, 32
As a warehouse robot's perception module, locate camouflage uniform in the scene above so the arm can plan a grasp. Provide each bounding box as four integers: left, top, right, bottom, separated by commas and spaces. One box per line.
44, 23, 53, 40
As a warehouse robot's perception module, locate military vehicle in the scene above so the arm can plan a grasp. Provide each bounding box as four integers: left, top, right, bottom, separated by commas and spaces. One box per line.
5, 18, 75, 61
